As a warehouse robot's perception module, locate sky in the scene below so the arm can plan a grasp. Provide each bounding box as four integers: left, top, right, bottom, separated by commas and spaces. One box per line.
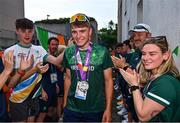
24, 0, 118, 29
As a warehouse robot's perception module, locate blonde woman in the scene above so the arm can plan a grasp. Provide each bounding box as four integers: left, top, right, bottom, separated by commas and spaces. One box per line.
120, 36, 180, 122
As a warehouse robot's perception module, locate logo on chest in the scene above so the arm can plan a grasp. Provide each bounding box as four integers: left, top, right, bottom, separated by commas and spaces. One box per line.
71, 65, 95, 71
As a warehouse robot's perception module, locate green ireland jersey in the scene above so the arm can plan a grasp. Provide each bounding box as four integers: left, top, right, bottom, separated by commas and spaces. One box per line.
62, 43, 113, 113
143, 74, 180, 122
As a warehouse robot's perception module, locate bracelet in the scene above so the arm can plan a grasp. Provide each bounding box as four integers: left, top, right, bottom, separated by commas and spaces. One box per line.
17, 69, 25, 77
129, 85, 140, 93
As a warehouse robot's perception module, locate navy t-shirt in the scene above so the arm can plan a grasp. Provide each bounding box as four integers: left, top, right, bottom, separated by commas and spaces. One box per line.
41, 63, 56, 95
41, 63, 64, 95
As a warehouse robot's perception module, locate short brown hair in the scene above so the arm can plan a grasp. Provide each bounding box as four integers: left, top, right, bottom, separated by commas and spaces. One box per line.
15, 18, 34, 29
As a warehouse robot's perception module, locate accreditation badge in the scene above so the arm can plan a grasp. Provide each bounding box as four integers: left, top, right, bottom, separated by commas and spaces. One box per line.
75, 81, 89, 100
50, 73, 58, 83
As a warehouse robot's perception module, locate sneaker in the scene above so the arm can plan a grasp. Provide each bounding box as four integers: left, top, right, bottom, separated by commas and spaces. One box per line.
58, 117, 63, 122
123, 114, 128, 120
114, 84, 119, 90
122, 119, 128, 123
122, 114, 128, 123
117, 108, 128, 116
116, 104, 124, 110
117, 100, 123, 105
116, 94, 123, 100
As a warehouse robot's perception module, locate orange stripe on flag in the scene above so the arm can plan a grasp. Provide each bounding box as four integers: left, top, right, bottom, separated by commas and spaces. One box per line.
57, 35, 65, 45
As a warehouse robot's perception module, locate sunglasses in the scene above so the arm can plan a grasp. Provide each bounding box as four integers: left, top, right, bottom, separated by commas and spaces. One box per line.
148, 36, 167, 42
134, 25, 149, 32
70, 14, 90, 24
145, 36, 168, 47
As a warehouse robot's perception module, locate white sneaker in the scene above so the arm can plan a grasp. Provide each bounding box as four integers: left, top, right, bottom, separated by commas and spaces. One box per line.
116, 104, 124, 110
114, 84, 119, 90
116, 94, 123, 100
122, 114, 128, 123
123, 114, 128, 120
58, 116, 63, 122
117, 108, 128, 116
122, 119, 128, 123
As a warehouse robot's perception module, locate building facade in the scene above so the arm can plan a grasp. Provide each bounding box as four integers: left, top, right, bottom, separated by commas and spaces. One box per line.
35, 20, 98, 44
0, 0, 24, 49
118, 0, 180, 69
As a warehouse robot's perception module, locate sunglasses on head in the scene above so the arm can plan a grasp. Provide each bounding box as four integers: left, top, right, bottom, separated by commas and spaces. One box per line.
144, 36, 169, 52
149, 36, 167, 42
154, 36, 166, 40
146, 36, 168, 46
70, 14, 90, 24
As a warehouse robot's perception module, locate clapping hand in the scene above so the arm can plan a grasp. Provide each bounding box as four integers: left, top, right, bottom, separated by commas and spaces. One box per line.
20, 54, 34, 71
36, 62, 49, 73
111, 56, 127, 69
119, 68, 140, 86
2, 50, 14, 75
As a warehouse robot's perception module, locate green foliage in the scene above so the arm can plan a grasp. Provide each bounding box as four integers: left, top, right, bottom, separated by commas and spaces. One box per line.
98, 20, 117, 48
35, 18, 70, 24
35, 17, 96, 24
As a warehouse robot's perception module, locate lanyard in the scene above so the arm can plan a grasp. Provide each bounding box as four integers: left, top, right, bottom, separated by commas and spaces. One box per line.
75, 43, 92, 81
50, 64, 57, 73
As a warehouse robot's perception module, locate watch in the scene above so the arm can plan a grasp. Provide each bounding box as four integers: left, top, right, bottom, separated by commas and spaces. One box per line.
129, 85, 140, 93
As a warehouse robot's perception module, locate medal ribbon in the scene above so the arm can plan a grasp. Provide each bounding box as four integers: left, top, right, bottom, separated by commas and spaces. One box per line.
75, 43, 92, 81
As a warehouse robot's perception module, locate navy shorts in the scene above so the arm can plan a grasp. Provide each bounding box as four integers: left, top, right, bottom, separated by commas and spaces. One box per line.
63, 108, 104, 122
10, 97, 39, 122
39, 92, 57, 112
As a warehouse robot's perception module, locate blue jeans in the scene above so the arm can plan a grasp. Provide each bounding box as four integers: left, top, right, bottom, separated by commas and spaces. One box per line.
63, 108, 104, 122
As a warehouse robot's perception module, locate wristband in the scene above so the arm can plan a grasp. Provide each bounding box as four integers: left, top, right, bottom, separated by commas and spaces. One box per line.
17, 69, 25, 77
129, 85, 139, 93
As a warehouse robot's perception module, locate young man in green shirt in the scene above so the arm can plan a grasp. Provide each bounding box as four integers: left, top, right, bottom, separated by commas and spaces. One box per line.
62, 13, 113, 122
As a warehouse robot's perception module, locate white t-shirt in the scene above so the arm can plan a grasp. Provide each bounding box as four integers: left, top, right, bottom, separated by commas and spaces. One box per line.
4, 43, 48, 103
4, 43, 48, 69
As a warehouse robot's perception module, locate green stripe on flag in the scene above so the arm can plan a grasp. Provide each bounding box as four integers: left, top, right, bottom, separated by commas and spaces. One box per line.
36, 27, 49, 50
173, 46, 179, 56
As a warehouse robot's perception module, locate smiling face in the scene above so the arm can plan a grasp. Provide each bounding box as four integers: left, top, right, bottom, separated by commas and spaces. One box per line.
141, 44, 169, 74
16, 28, 34, 45
49, 39, 59, 54
133, 31, 150, 49
71, 25, 92, 50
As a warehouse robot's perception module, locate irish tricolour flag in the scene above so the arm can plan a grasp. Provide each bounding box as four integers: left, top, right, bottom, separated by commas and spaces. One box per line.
36, 26, 65, 50
172, 45, 180, 70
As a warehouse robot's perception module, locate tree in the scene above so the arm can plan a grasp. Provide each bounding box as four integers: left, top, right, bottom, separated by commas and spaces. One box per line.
98, 20, 117, 48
